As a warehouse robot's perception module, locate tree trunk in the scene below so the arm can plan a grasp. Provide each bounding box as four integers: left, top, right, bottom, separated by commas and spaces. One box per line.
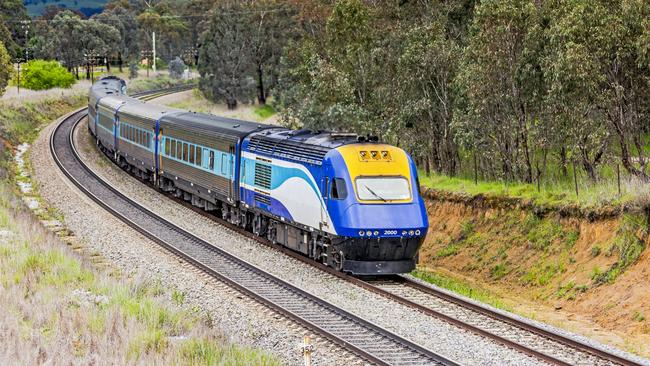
559, 147, 568, 178
257, 65, 266, 105
227, 98, 237, 110
118, 52, 123, 73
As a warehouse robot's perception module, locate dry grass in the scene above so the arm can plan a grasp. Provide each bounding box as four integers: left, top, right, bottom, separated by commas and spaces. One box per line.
0, 184, 280, 365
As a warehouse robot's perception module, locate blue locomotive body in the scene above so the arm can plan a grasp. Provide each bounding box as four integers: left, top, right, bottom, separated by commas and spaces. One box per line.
88, 77, 428, 275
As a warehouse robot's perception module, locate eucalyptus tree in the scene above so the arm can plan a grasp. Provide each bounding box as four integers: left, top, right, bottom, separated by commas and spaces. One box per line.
93, 6, 139, 71
245, 0, 297, 104
198, 1, 256, 109
0, 42, 12, 96
454, 0, 543, 182
544, 0, 650, 180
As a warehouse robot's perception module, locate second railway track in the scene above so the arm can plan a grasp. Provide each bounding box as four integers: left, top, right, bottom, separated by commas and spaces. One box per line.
50, 90, 460, 366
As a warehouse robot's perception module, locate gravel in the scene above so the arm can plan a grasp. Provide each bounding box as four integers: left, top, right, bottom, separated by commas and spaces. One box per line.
31, 112, 361, 366
46, 114, 553, 366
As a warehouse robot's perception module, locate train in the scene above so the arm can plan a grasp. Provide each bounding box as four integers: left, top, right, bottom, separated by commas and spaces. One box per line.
88, 76, 428, 275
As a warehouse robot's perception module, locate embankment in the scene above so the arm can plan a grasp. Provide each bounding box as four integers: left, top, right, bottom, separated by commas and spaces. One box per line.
419, 188, 650, 356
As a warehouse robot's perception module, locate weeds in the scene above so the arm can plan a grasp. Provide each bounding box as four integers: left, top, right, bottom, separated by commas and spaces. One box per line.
411, 269, 512, 311
593, 214, 648, 285
0, 184, 278, 364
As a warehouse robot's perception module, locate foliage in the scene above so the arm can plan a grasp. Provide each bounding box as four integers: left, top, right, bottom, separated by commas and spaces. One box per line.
275, 0, 650, 190
593, 214, 648, 284
198, 2, 256, 109
0, 0, 30, 59
129, 61, 138, 79
18, 60, 76, 90
0, 93, 86, 144
0, 42, 12, 96
168, 57, 185, 80
411, 269, 512, 311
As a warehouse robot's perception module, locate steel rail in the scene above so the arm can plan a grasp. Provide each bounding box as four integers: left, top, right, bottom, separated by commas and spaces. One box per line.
49, 92, 461, 366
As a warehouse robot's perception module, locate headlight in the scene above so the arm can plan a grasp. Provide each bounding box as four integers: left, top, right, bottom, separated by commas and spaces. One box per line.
366, 230, 372, 237
359, 230, 365, 236
409, 230, 414, 236
415, 230, 421, 235
402, 230, 407, 236
373, 230, 379, 236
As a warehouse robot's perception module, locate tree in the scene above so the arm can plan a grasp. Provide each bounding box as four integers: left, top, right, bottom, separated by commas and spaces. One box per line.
0, 0, 30, 59
246, 0, 296, 104
48, 12, 120, 79
396, 21, 461, 176
168, 56, 185, 79
93, 6, 139, 71
0, 42, 12, 96
454, 0, 543, 182
544, 0, 650, 180
198, 2, 256, 109
129, 61, 138, 79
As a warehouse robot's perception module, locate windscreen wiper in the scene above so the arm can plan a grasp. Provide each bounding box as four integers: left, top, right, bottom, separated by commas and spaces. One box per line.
364, 185, 387, 202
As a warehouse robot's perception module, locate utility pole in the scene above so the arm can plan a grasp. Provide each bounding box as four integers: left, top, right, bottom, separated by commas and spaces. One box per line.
152, 32, 156, 74
84, 51, 99, 83
20, 20, 29, 62
15, 59, 22, 95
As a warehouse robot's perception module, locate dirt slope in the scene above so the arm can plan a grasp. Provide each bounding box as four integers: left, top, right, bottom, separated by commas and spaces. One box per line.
419, 193, 650, 357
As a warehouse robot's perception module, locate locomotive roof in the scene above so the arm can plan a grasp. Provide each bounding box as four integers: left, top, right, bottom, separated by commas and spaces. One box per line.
90, 76, 126, 97
246, 129, 361, 165
159, 111, 275, 139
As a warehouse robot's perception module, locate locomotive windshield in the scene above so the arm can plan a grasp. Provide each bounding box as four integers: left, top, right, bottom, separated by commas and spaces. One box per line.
355, 177, 411, 201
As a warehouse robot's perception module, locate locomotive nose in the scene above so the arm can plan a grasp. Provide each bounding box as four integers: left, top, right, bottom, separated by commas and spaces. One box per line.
338, 202, 428, 238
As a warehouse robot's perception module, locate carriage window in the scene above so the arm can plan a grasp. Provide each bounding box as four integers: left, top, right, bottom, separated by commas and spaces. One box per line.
189, 145, 195, 164
209, 151, 215, 170
196, 147, 202, 166
331, 178, 348, 200
183, 143, 189, 162
165, 138, 170, 156
221, 154, 228, 175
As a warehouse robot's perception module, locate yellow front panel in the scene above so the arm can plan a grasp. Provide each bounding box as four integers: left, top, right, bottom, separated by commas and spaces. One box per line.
336, 144, 413, 203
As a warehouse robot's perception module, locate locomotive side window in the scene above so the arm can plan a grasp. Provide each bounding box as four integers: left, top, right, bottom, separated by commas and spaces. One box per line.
331, 178, 348, 200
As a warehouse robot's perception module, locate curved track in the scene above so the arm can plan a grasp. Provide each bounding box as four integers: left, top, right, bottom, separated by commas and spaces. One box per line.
49, 92, 460, 366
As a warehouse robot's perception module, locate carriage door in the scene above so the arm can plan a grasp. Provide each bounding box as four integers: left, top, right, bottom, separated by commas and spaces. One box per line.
320, 162, 332, 231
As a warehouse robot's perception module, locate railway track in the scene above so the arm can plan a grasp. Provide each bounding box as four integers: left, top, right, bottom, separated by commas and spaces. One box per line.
50, 89, 461, 366
115, 150, 643, 366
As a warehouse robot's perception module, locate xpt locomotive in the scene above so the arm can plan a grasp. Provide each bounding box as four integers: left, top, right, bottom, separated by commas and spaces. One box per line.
88, 76, 428, 275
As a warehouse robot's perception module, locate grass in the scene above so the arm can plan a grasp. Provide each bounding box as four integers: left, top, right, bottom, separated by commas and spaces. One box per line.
419, 170, 648, 209
592, 214, 648, 285
254, 104, 277, 119
0, 95, 87, 145
0, 182, 281, 365
411, 268, 512, 311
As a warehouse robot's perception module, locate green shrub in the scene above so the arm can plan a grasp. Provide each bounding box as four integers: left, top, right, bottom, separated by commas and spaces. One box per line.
19, 60, 75, 90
